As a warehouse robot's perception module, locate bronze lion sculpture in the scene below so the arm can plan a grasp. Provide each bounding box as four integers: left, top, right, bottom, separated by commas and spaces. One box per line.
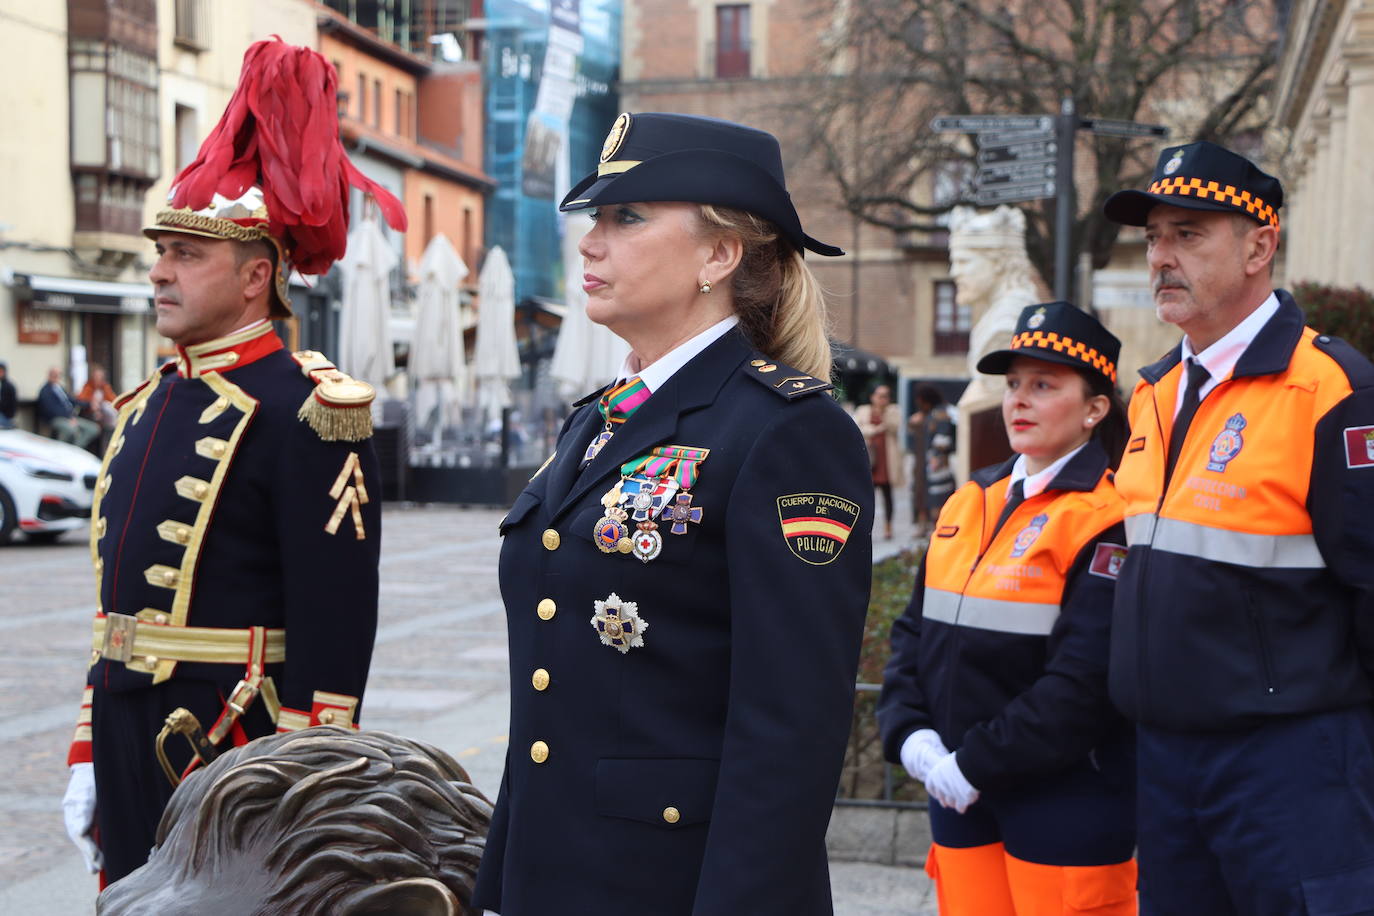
98, 727, 492, 915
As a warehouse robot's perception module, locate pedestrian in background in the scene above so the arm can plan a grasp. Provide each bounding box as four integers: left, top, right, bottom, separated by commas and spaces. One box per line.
915, 384, 956, 513
474, 111, 873, 916
0, 361, 16, 429
77, 364, 117, 424
1103, 141, 1374, 913
879, 302, 1136, 916
906, 395, 931, 537
36, 367, 99, 450
855, 383, 904, 540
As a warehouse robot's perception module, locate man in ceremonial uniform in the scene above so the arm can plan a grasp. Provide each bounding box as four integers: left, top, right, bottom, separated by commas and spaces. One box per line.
1104, 142, 1374, 913
60, 38, 406, 885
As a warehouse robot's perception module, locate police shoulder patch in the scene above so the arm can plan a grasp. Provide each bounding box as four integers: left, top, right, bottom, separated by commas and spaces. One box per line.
1089, 542, 1128, 580
777, 492, 860, 565
743, 355, 833, 400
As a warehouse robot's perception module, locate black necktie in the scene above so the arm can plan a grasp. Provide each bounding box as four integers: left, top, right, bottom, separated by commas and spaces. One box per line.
1165, 358, 1210, 488
990, 478, 1026, 542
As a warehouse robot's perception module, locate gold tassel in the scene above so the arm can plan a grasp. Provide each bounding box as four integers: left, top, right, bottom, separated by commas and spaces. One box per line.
298, 396, 373, 442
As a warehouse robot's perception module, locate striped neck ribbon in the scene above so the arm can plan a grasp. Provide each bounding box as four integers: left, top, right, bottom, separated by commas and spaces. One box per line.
621, 445, 711, 490
583, 376, 651, 464
600, 376, 651, 424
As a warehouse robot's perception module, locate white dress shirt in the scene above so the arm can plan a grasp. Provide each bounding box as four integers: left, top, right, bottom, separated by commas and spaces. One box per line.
1175, 292, 1278, 418
612, 314, 740, 394
1007, 441, 1090, 502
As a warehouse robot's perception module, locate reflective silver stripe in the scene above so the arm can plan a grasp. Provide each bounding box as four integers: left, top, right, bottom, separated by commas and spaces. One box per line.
923, 587, 1060, 636
1125, 513, 1325, 569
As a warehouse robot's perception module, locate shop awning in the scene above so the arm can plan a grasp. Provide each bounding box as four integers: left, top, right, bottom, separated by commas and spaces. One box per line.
7, 271, 153, 314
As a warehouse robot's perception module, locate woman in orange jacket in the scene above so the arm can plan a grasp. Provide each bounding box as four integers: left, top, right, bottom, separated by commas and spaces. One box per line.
879, 301, 1137, 915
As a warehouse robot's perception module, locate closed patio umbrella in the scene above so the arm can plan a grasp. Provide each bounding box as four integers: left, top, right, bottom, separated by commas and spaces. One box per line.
410, 233, 469, 436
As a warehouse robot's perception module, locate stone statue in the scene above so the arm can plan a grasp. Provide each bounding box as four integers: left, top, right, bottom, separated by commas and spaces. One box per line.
947, 206, 1042, 481
98, 727, 493, 916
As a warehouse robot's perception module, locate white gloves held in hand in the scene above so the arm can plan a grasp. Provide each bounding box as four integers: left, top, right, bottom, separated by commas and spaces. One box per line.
925, 751, 980, 814
899, 728, 949, 783
62, 762, 102, 874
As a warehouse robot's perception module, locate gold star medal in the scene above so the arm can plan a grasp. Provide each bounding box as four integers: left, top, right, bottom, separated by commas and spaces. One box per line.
591, 592, 648, 654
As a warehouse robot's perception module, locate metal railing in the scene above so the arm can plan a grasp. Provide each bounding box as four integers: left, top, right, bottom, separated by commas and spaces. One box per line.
835, 682, 927, 811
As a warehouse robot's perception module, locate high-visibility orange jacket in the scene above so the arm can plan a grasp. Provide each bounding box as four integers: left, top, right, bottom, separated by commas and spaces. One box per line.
879, 441, 1129, 791
1110, 292, 1374, 730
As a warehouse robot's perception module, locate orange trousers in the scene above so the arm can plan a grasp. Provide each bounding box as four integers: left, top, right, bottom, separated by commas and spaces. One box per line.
925, 841, 1137, 915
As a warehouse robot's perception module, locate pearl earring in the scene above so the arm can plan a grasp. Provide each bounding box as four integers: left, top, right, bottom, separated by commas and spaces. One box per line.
699, 281, 712, 294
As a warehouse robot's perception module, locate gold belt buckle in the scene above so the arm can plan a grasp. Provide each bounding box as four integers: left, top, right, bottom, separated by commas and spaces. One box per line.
101, 613, 138, 663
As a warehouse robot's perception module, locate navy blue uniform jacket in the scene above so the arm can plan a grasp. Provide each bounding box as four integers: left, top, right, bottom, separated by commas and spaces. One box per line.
877, 443, 1129, 791
473, 329, 874, 915
70, 327, 380, 881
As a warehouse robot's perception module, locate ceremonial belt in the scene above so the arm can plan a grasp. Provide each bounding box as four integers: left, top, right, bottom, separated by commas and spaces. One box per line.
93, 613, 287, 666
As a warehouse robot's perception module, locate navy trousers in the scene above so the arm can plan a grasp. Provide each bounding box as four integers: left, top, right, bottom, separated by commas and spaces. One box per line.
1137, 708, 1374, 916
91, 680, 274, 882
930, 737, 1136, 866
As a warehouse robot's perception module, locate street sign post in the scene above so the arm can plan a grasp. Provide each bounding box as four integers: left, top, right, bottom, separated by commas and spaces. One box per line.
933, 107, 1171, 301
931, 114, 1054, 133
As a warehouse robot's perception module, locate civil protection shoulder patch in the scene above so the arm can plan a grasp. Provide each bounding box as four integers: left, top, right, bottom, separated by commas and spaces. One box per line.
1344, 425, 1374, 469
1089, 542, 1128, 580
777, 492, 860, 565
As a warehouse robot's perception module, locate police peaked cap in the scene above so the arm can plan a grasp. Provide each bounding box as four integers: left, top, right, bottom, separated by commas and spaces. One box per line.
1103, 140, 1283, 230
560, 112, 844, 257
977, 301, 1121, 386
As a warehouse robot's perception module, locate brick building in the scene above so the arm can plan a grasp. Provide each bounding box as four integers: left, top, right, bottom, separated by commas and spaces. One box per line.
619, 0, 964, 400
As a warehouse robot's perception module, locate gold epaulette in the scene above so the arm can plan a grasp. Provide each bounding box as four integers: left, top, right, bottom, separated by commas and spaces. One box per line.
292, 350, 375, 442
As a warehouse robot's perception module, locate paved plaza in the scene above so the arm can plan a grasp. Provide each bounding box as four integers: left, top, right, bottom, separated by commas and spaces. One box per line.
0, 504, 933, 914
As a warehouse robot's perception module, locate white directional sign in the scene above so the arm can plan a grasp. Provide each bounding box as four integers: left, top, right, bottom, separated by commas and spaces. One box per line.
974, 180, 1057, 205
979, 139, 1057, 164
931, 114, 1054, 133
977, 161, 1057, 183
978, 128, 1055, 147
1081, 118, 1168, 139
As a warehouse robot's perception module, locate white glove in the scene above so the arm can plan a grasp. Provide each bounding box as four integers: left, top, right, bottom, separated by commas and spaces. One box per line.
899, 729, 949, 783
62, 762, 102, 874
925, 751, 980, 814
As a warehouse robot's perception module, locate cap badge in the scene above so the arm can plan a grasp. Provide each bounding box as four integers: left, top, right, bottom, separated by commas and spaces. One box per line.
1163, 150, 1185, 175
1206, 413, 1247, 473
600, 112, 632, 163
591, 592, 648, 654
1027, 307, 1047, 330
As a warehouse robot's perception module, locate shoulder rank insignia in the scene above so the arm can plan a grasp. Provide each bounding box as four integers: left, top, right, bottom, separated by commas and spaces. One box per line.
325, 451, 370, 539
743, 354, 833, 400
292, 350, 375, 442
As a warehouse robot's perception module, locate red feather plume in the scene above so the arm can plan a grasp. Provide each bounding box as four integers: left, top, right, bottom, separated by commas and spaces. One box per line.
170, 37, 408, 276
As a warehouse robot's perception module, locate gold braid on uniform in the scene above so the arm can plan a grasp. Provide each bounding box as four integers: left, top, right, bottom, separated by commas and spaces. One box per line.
293, 351, 375, 442
152, 209, 276, 242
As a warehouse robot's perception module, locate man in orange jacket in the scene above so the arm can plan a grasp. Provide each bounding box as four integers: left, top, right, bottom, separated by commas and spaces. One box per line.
1104, 141, 1374, 913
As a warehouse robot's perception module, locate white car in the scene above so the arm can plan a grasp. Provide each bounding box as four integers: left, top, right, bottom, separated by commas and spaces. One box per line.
0, 429, 102, 544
